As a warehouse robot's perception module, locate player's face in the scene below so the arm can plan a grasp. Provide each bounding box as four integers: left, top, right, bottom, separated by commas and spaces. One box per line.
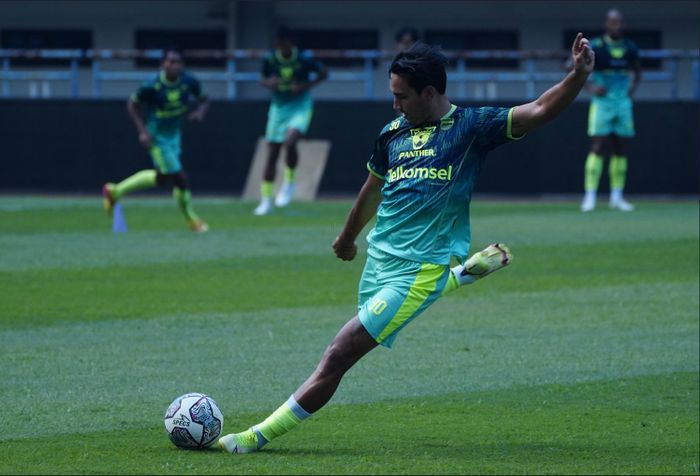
390, 73, 431, 125
162, 52, 184, 79
605, 12, 624, 39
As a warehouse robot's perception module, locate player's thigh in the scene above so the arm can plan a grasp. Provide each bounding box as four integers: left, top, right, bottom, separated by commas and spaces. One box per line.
265, 103, 287, 143
287, 104, 313, 137
150, 133, 182, 174
611, 99, 635, 138
588, 100, 614, 137
358, 254, 450, 348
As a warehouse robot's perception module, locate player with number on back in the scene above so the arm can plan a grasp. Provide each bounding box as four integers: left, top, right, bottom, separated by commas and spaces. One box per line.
219, 33, 595, 453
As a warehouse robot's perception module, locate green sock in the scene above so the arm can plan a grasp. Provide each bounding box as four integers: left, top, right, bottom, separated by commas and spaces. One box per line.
284, 167, 297, 183
113, 170, 157, 199
609, 155, 628, 191
261, 181, 274, 199
584, 153, 603, 192
251, 395, 312, 446
173, 187, 199, 222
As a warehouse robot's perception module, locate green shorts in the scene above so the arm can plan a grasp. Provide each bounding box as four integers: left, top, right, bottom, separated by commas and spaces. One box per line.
265, 94, 313, 143
148, 128, 182, 174
588, 97, 635, 138
358, 247, 451, 348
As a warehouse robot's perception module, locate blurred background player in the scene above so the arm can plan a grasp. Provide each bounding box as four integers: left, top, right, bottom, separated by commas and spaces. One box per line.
219, 33, 594, 454
395, 26, 420, 52
581, 8, 640, 212
254, 26, 328, 215
102, 48, 210, 232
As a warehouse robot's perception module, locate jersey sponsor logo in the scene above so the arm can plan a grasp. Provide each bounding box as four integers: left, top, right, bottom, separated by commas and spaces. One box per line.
410, 126, 435, 150
387, 164, 453, 183
397, 148, 436, 160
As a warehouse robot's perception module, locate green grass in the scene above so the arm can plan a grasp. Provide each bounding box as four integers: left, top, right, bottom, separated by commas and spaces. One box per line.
0, 196, 698, 475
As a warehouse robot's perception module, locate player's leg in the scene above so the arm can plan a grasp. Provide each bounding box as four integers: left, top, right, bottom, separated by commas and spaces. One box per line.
219, 250, 450, 454
219, 316, 378, 454
255, 102, 286, 215
275, 128, 301, 207
102, 169, 157, 214
581, 137, 606, 212
255, 142, 282, 215
582, 100, 609, 212
167, 171, 209, 232
608, 99, 635, 211
442, 243, 513, 294
275, 98, 313, 208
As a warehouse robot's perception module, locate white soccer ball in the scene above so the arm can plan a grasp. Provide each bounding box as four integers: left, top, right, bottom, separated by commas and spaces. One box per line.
164, 392, 224, 449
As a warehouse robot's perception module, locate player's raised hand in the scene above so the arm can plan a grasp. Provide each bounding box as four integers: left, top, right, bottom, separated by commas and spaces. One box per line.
571, 32, 594, 75
333, 236, 357, 261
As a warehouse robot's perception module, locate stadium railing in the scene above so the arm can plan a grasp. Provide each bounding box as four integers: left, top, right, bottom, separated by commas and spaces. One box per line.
0, 48, 698, 100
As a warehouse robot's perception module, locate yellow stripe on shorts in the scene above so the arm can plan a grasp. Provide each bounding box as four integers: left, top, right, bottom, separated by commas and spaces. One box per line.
376, 263, 445, 343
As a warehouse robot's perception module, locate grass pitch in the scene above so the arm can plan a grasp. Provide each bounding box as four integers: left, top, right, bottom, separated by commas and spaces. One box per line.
0, 196, 697, 475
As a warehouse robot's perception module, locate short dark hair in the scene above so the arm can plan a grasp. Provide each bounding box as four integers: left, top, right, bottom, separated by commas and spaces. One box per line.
162, 46, 183, 61
395, 27, 420, 44
389, 42, 449, 94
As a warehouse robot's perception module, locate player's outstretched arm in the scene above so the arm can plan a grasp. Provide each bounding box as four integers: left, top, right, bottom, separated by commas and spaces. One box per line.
333, 174, 383, 261
126, 99, 151, 148
511, 32, 594, 136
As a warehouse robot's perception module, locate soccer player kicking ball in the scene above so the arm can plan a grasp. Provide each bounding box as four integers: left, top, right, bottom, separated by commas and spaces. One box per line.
102, 48, 210, 232
220, 33, 594, 453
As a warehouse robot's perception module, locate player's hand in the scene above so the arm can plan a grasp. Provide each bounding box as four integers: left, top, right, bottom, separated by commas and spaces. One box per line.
290, 82, 309, 94
571, 32, 594, 75
138, 131, 152, 149
262, 77, 281, 90
333, 235, 357, 261
188, 109, 205, 122
591, 84, 607, 96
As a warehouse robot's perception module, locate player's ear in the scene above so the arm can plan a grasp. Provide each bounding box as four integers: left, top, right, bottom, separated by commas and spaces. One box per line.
422, 85, 437, 101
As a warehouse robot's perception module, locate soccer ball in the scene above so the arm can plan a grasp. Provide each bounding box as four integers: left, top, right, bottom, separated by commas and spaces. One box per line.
164, 393, 224, 449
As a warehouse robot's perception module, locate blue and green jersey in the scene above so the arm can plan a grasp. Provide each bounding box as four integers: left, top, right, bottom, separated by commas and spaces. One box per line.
262, 47, 324, 106
589, 35, 640, 101
367, 105, 520, 265
130, 71, 205, 135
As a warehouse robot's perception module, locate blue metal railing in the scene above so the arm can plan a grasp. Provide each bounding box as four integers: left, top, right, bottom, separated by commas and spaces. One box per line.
0, 48, 698, 100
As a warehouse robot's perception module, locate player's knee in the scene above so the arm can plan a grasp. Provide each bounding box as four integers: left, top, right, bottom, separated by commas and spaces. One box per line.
319, 342, 354, 377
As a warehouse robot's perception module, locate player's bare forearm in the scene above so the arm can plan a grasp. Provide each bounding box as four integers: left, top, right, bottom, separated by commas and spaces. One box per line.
126, 100, 147, 135
189, 97, 210, 121
260, 77, 279, 90
511, 33, 594, 136
333, 174, 383, 260
629, 68, 641, 97
339, 174, 383, 241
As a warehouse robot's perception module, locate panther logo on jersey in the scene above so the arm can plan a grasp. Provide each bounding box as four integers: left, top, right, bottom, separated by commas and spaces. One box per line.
410, 126, 436, 150
280, 66, 295, 81
167, 89, 181, 103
